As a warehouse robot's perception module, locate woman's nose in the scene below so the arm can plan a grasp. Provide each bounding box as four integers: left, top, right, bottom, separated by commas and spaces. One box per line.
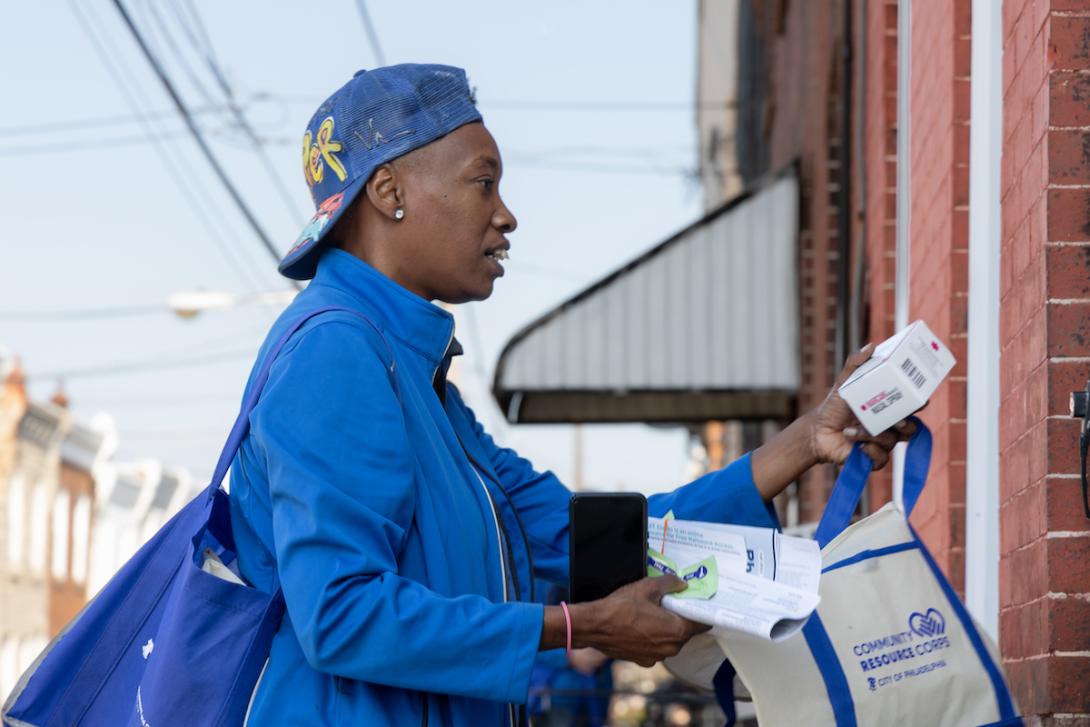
495, 198, 517, 234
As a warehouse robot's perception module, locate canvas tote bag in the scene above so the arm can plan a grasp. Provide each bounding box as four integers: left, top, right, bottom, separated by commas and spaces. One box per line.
715, 420, 1021, 726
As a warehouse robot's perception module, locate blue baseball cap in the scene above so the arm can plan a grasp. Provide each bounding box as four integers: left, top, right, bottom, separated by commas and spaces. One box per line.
279, 64, 483, 280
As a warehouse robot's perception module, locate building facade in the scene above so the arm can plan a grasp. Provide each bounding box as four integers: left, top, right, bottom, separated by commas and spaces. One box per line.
0, 355, 195, 700
695, 0, 1090, 721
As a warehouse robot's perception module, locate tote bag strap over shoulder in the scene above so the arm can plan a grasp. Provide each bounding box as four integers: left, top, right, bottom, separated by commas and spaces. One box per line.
208, 305, 392, 492
814, 417, 932, 549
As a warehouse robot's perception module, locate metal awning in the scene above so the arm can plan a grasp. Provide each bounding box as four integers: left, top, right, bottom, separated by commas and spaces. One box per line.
492, 169, 800, 424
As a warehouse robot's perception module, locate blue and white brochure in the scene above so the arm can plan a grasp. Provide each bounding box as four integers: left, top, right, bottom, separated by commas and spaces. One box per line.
647, 516, 821, 642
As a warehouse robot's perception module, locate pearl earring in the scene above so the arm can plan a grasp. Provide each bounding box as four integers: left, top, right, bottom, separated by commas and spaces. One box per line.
394, 208, 405, 220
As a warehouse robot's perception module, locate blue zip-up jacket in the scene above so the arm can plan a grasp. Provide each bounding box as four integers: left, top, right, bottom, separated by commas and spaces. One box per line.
229, 249, 777, 726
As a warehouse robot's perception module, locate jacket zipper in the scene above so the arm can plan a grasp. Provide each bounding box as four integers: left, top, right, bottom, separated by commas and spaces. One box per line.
433, 333, 517, 725
469, 466, 510, 602
464, 451, 525, 727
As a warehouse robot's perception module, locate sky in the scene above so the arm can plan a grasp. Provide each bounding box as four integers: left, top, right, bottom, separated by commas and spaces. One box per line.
1, 1, 706, 494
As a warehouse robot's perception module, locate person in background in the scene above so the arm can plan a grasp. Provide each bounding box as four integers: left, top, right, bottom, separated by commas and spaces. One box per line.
228, 63, 913, 726
528, 581, 613, 727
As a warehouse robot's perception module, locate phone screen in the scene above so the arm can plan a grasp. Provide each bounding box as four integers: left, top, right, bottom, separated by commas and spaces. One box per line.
569, 493, 647, 603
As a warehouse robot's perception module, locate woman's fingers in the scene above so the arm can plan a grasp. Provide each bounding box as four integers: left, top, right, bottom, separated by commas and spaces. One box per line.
833, 343, 875, 388
840, 418, 919, 471
844, 419, 918, 445
861, 443, 891, 470
892, 418, 918, 441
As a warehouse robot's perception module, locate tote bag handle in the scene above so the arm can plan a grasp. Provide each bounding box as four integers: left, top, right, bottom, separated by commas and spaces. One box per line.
814, 416, 932, 548
207, 306, 390, 491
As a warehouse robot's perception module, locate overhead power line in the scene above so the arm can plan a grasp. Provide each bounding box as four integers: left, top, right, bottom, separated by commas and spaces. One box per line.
275, 93, 732, 113
0, 104, 232, 138
66, 0, 270, 293
0, 130, 191, 157
33, 346, 255, 381
164, 1, 306, 222
110, 0, 300, 289
142, 0, 219, 107
353, 0, 387, 66
0, 304, 170, 322
483, 99, 737, 112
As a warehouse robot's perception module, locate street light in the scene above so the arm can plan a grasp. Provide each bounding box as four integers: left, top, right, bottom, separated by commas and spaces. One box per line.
168, 290, 298, 319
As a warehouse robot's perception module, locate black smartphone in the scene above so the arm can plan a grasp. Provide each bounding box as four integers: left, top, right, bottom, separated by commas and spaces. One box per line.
568, 492, 648, 603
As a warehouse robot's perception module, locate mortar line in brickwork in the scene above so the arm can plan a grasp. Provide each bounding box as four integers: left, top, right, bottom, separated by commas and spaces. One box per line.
1052, 10, 1090, 17
1047, 184, 1090, 191
1045, 298, 1090, 305
1048, 125, 1090, 132
1002, 654, 1052, 664
1046, 413, 1085, 419
1054, 651, 1090, 658
1046, 591, 1090, 601
1044, 531, 1090, 539
1046, 241, 1090, 247
997, 531, 1045, 554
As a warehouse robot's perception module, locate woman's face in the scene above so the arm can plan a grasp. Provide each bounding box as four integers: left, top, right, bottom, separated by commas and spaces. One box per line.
393, 122, 518, 304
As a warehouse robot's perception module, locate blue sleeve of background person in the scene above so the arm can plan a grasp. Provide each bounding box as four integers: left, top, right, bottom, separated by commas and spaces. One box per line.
459, 399, 778, 585
251, 319, 542, 703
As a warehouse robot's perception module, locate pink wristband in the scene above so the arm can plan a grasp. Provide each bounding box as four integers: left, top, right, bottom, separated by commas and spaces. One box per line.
559, 601, 573, 658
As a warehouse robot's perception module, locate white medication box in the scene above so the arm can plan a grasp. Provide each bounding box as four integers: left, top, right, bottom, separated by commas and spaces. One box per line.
837, 320, 956, 436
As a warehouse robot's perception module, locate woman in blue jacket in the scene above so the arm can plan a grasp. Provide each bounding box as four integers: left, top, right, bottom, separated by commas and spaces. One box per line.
229, 64, 911, 726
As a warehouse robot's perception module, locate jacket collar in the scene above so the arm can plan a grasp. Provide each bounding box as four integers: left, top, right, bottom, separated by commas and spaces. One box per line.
311, 248, 456, 368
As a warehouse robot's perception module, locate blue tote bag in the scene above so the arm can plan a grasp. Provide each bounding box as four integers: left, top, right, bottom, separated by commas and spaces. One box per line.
716, 420, 1022, 726
3, 307, 373, 727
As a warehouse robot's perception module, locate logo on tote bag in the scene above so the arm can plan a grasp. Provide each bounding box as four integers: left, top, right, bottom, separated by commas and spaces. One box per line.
851, 607, 951, 676
908, 608, 946, 638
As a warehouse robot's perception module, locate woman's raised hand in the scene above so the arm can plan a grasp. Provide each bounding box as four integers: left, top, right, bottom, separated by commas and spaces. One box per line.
750, 343, 923, 500
809, 343, 919, 470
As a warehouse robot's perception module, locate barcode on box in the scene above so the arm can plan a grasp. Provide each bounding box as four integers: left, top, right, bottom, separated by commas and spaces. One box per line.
900, 358, 926, 388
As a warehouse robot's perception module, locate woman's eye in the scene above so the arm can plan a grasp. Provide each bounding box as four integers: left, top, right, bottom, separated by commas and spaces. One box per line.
478, 178, 495, 191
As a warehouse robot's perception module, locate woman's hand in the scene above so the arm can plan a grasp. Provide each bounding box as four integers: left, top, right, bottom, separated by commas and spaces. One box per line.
750, 343, 921, 500
540, 576, 708, 667
809, 343, 918, 470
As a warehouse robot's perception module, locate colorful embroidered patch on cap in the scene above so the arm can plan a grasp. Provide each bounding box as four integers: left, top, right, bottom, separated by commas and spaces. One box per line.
277, 64, 483, 281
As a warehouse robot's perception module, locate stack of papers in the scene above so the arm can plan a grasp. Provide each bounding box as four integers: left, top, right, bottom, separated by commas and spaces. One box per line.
647, 516, 821, 642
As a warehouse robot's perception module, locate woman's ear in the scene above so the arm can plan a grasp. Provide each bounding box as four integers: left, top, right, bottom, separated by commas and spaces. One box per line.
365, 162, 404, 221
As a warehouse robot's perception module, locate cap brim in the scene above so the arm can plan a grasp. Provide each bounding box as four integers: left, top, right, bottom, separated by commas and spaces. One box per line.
278, 175, 367, 281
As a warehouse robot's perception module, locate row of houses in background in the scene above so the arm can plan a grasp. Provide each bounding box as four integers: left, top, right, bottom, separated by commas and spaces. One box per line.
0, 353, 199, 699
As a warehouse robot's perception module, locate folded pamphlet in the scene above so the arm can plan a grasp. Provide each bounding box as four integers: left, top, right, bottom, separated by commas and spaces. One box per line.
647, 516, 821, 642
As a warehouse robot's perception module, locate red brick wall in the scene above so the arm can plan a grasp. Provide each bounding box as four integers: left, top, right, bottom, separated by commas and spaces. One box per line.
751, 0, 848, 522
861, 0, 900, 510
999, 0, 1090, 720
902, 0, 973, 596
